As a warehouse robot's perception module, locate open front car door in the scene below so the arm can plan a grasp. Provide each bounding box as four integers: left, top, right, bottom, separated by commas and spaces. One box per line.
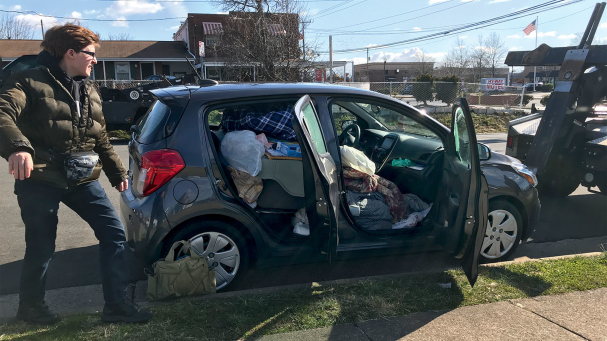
443, 98, 489, 286
292, 95, 340, 260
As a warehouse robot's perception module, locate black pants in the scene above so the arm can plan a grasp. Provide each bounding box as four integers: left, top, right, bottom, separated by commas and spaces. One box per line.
15, 179, 129, 305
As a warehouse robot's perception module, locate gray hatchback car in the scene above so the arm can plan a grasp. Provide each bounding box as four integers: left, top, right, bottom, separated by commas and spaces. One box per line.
121, 83, 540, 290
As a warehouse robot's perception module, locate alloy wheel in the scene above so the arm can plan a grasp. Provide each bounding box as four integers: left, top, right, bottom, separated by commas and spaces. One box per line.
187, 232, 241, 290
481, 209, 518, 260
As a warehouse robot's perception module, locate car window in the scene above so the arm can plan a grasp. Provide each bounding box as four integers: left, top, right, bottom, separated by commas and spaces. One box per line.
330, 104, 357, 135
356, 103, 439, 139
135, 100, 171, 144
301, 102, 327, 154
453, 107, 471, 166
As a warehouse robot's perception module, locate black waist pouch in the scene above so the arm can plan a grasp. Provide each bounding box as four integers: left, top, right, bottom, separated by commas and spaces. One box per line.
64, 151, 99, 181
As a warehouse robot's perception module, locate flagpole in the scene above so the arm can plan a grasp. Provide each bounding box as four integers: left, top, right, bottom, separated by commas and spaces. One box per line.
534, 16, 538, 91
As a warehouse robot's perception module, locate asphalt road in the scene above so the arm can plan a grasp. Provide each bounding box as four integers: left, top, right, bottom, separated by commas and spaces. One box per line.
0, 135, 605, 296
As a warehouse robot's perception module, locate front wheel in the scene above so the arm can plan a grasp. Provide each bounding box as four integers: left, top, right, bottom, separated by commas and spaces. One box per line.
163, 220, 249, 291
480, 200, 523, 263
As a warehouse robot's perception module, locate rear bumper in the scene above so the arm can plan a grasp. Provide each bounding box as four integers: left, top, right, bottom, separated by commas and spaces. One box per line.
119, 182, 172, 263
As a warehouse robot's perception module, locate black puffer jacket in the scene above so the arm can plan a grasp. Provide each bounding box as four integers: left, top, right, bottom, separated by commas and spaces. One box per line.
0, 51, 127, 188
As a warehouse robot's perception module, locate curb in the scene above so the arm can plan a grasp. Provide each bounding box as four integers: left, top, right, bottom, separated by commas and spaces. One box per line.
1, 250, 603, 324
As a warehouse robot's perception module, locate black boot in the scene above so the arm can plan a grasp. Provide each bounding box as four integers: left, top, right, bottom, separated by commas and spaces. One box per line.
16, 302, 61, 324
101, 296, 153, 323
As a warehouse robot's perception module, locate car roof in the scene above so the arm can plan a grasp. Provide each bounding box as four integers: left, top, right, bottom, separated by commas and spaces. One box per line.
153, 82, 393, 103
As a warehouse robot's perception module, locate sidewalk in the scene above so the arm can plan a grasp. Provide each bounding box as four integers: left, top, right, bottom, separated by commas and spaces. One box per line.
247, 288, 607, 341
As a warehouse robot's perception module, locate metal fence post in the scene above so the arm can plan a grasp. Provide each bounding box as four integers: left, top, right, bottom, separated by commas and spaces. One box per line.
390, 82, 393, 97
519, 85, 526, 109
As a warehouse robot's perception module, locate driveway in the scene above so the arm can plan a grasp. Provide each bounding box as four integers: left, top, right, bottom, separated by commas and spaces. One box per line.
0, 136, 605, 295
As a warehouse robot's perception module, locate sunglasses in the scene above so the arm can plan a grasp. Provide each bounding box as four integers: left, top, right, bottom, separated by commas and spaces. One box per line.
77, 50, 96, 58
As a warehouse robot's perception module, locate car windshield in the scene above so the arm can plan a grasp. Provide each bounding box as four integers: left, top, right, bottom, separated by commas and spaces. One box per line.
355, 103, 439, 139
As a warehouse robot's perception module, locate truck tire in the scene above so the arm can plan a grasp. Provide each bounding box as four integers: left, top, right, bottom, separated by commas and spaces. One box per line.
538, 172, 580, 197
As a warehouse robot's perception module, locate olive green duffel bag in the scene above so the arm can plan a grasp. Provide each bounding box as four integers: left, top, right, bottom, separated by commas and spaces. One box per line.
147, 240, 216, 301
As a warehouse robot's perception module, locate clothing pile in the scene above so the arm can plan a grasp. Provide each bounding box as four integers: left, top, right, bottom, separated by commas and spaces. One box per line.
340, 146, 432, 231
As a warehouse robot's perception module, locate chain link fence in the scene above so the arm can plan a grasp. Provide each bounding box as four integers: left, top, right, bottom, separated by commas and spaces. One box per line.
89, 80, 160, 93
339, 82, 529, 110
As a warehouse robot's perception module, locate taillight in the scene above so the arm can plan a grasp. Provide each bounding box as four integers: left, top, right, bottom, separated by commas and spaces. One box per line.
138, 149, 185, 196
507, 136, 514, 149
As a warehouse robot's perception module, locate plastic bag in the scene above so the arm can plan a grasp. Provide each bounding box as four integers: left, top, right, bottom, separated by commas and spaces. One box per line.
292, 208, 310, 236
228, 166, 263, 204
391, 158, 415, 168
256, 133, 272, 149
340, 145, 376, 175
221, 130, 265, 176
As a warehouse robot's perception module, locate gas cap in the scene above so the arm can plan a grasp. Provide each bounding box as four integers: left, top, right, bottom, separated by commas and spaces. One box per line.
173, 180, 199, 205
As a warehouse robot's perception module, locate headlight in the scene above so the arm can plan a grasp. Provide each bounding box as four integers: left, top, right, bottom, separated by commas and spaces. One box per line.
512, 163, 538, 187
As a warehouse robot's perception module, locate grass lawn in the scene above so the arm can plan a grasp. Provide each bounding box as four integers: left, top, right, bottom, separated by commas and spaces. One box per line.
429, 111, 526, 134
1, 254, 606, 340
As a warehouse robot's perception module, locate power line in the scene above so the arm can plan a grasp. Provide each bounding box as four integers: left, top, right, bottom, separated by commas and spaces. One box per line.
318, 0, 582, 54
0, 9, 184, 21
312, 0, 369, 19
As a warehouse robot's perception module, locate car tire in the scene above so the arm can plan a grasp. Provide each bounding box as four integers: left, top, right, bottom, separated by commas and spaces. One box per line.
163, 220, 249, 291
480, 200, 523, 263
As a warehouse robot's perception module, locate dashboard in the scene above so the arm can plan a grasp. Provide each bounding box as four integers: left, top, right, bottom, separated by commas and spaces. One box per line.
360, 129, 444, 166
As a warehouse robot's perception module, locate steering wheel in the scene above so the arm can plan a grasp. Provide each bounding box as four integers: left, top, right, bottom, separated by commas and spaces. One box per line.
339, 123, 361, 147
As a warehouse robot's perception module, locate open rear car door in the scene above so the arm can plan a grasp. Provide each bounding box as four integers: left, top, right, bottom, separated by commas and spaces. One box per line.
444, 98, 489, 286
292, 95, 341, 259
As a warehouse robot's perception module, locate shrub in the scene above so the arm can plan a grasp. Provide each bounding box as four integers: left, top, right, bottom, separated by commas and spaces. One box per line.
540, 95, 551, 106
514, 94, 534, 106
412, 74, 434, 105
435, 76, 459, 105
541, 83, 554, 92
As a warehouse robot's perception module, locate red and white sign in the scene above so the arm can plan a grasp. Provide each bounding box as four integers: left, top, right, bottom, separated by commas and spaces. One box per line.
483, 78, 506, 90
315, 69, 324, 82
199, 41, 205, 57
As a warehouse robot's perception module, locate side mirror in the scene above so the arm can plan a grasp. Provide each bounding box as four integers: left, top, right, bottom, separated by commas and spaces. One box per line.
478, 143, 491, 161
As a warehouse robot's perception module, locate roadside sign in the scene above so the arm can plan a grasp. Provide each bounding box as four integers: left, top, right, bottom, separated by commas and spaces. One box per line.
199, 41, 205, 57
480, 78, 506, 91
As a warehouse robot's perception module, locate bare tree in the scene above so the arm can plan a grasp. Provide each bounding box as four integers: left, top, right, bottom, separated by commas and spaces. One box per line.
569, 32, 606, 46
0, 14, 35, 40
470, 34, 488, 83
106, 33, 135, 40
444, 37, 471, 80
414, 48, 435, 75
213, 0, 318, 81
485, 32, 507, 77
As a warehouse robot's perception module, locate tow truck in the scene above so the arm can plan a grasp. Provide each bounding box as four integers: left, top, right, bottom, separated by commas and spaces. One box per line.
504, 2, 607, 196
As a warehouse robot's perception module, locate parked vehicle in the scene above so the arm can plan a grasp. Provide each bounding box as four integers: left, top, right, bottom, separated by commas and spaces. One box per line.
524, 82, 543, 92
1, 55, 164, 129
120, 83, 540, 291
399, 84, 413, 95
505, 3, 607, 197
145, 75, 181, 85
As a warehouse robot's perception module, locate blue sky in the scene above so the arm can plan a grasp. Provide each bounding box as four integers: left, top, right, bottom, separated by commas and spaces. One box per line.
1, 0, 605, 72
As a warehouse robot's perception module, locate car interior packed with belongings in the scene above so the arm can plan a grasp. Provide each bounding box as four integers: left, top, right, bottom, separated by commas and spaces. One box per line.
206, 97, 458, 243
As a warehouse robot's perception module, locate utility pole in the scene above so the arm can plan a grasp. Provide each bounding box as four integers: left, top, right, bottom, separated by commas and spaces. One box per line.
40, 20, 44, 38
301, 20, 311, 58
329, 35, 333, 84
366, 48, 369, 81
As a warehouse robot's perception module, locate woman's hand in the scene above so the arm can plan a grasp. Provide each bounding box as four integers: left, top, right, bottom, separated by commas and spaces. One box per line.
8, 151, 33, 180
115, 179, 128, 192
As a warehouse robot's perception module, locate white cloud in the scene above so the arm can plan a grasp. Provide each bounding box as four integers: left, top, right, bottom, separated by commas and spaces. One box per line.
428, 0, 449, 4
509, 46, 521, 51
216, 12, 229, 15
166, 25, 180, 31
84, 10, 100, 15
16, 14, 58, 28
461, 0, 478, 2
413, 27, 422, 31
71, 11, 82, 19
111, 16, 129, 27
10, 5, 22, 10
106, 0, 163, 16
354, 47, 445, 64
525, 31, 556, 38
601, 23, 606, 29
558, 34, 576, 40
506, 34, 521, 39
488, 0, 510, 3
459, 35, 468, 39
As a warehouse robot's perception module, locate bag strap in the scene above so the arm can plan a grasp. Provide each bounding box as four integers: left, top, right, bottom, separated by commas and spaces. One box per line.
165, 240, 187, 262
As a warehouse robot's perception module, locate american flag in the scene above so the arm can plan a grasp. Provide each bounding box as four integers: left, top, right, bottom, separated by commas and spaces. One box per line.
523, 20, 536, 36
